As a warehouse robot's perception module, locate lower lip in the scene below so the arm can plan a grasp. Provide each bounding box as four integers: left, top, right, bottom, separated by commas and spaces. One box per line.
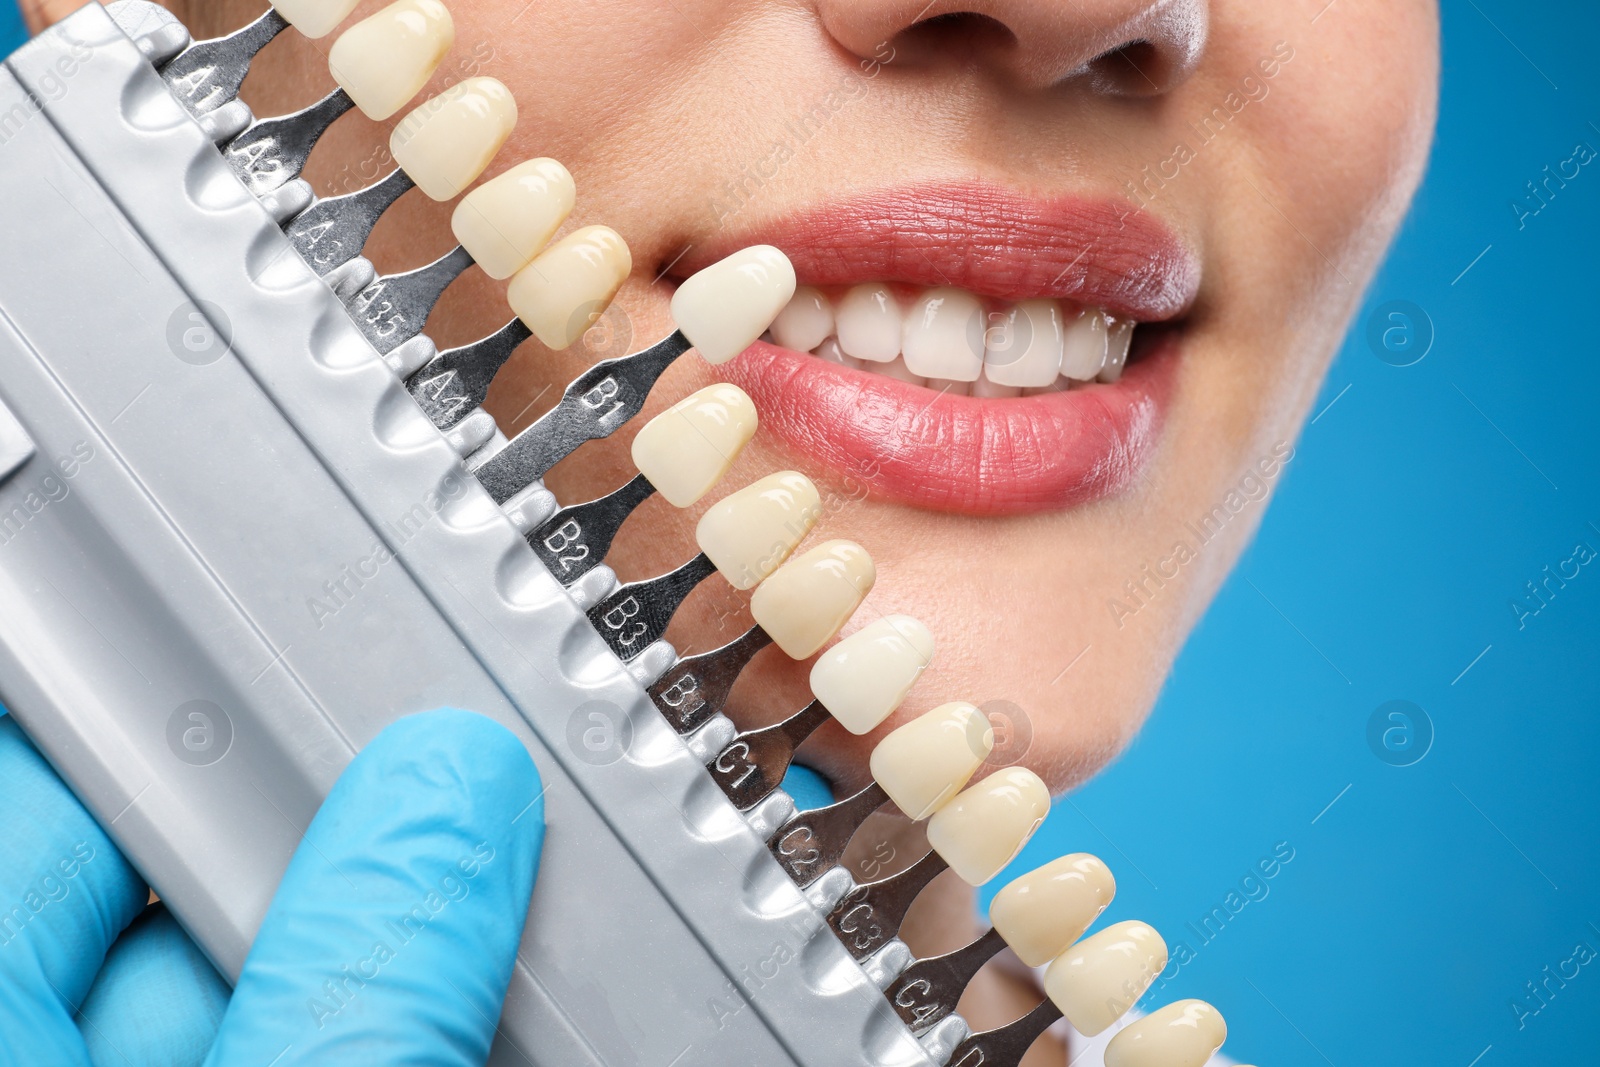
723, 331, 1179, 515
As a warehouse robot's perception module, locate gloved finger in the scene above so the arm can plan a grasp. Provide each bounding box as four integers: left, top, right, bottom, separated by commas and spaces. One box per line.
0, 714, 147, 1067
206, 708, 545, 1067
75, 904, 230, 1066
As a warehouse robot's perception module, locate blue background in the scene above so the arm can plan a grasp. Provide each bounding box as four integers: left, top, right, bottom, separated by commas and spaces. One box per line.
4, 3, 1596, 1065
992, 4, 1600, 1066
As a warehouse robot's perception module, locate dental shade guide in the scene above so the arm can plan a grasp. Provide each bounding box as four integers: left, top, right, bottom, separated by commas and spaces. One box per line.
586, 550, 718, 661
769, 782, 891, 887
886, 927, 1008, 1034
224, 86, 354, 195
946, 999, 1064, 1067
528, 472, 655, 583
408, 317, 533, 430
348, 243, 476, 354
472, 329, 693, 501
158, 5, 287, 117
1, 5, 1243, 1064
286, 166, 418, 275
709, 698, 833, 810
829, 848, 950, 960
647, 623, 774, 733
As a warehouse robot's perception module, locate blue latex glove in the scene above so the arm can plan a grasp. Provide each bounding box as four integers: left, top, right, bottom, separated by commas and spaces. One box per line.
0, 708, 545, 1066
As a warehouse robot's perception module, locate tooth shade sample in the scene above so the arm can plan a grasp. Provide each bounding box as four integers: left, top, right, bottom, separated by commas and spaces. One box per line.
672, 246, 796, 365
926, 767, 1050, 885
1044, 920, 1168, 1036
630, 384, 757, 507
695, 471, 820, 590
870, 702, 993, 820
1104, 1000, 1227, 1067
986, 299, 1065, 388
328, 0, 454, 120
809, 615, 934, 734
390, 78, 518, 201
836, 283, 903, 363
751, 540, 876, 659
903, 287, 984, 381
772, 286, 835, 354
1060, 307, 1109, 381
508, 226, 632, 351
1099, 319, 1136, 383
989, 853, 1115, 966
451, 159, 575, 279
274, 0, 360, 38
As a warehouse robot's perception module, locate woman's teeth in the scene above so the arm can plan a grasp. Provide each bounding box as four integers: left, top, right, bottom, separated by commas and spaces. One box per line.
768, 283, 1138, 395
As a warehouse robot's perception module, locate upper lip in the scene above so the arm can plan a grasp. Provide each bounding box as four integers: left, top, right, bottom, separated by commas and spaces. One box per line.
672, 180, 1199, 320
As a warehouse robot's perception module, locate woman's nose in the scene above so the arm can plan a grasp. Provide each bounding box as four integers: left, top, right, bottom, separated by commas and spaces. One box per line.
813, 0, 1209, 94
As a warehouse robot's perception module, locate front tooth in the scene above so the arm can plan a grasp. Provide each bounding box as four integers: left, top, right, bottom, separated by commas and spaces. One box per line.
695, 471, 820, 590
902, 287, 983, 381
1059, 307, 1109, 381
750, 540, 876, 659
390, 77, 518, 201
1104, 1000, 1227, 1067
814, 338, 863, 369
451, 159, 575, 280
870, 702, 993, 820
925, 766, 1050, 885
875, 356, 926, 387
836, 283, 903, 363
989, 853, 1115, 966
630, 384, 758, 508
972, 376, 1022, 399
507, 226, 632, 351
328, 0, 454, 121
273, 0, 361, 39
1098, 319, 1136, 383
985, 299, 1065, 387
1043, 920, 1168, 1036
773, 286, 835, 354
672, 246, 797, 365
809, 615, 934, 735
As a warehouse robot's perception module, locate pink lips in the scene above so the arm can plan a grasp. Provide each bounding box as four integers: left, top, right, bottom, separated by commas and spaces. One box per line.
676, 182, 1198, 515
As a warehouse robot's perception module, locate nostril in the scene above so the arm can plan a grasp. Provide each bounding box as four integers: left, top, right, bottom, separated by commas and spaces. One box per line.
898, 11, 1018, 62
1086, 39, 1167, 95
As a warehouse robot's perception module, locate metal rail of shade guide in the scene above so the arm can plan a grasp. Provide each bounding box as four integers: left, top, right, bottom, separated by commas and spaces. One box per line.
527, 473, 657, 585
473, 331, 692, 504
587, 553, 719, 662
647, 624, 774, 734
285, 167, 416, 275
768, 783, 890, 888
347, 245, 476, 356
224, 88, 355, 196
826, 848, 947, 961
710, 699, 833, 811
159, 6, 287, 117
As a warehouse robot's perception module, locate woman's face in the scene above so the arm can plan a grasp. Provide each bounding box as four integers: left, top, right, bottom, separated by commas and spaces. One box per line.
237, 0, 1439, 795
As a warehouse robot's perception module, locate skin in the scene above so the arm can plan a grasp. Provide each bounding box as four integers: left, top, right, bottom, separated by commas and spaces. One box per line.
26, 0, 1439, 1058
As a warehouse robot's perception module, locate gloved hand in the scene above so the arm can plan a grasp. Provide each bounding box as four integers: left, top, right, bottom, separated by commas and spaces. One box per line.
0, 707, 545, 1066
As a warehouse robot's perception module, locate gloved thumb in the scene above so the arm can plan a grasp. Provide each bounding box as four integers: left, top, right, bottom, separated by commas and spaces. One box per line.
205, 708, 545, 1066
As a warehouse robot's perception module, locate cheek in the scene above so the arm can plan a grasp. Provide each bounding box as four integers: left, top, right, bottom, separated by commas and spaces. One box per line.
1252, 6, 1440, 271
